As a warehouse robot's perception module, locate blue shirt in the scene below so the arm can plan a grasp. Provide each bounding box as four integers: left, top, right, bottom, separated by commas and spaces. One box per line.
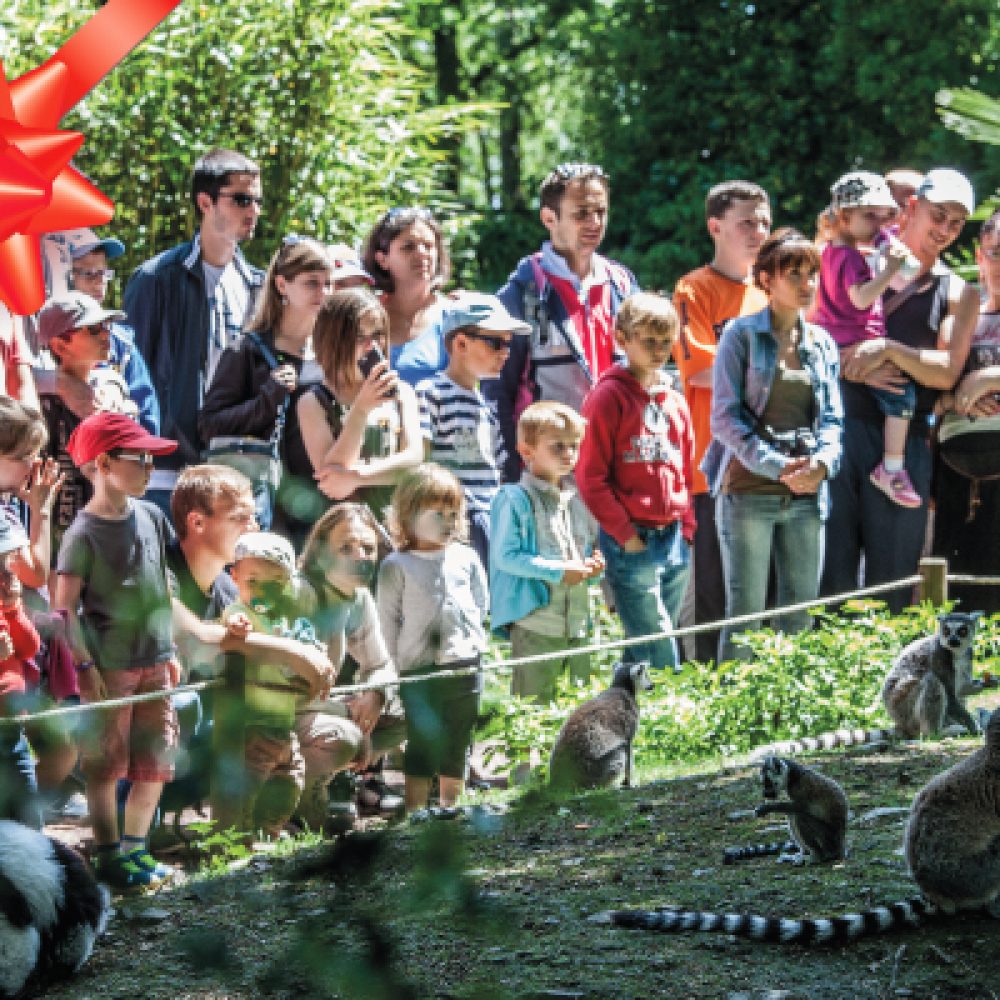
389, 298, 449, 387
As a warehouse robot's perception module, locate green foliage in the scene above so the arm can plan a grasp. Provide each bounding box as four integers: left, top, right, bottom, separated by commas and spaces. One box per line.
0, 0, 487, 279
939, 86, 1000, 154
482, 602, 996, 774
579, 0, 1000, 285
403, 0, 1000, 289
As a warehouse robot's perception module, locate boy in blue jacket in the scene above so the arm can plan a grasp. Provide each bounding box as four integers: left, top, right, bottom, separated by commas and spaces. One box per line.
489, 402, 603, 702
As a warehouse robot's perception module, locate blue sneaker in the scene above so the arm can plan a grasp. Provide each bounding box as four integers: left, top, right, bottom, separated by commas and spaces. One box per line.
125, 848, 176, 883
94, 851, 164, 891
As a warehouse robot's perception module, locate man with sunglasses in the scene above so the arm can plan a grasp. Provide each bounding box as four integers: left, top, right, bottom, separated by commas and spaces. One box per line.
125, 149, 265, 518
35, 291, 140, 555
485, 162, 639, 483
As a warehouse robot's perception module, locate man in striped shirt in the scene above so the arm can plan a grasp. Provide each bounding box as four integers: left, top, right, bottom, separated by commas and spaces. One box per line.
416, 293, 530, 572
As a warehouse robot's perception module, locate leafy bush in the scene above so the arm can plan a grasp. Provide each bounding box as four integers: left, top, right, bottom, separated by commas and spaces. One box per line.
481, 602, 997, 774
0, 0, 486, 280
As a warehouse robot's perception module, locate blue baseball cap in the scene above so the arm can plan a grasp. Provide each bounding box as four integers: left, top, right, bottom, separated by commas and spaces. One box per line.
439, 292, 531, 337
69, 235, 126, 260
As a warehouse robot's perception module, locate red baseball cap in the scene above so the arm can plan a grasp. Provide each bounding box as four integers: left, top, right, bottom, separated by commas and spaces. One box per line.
67, 412, 178, 467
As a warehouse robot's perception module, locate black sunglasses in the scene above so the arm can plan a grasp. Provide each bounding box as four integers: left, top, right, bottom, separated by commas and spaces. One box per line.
59, 320, 109, 341
218, 191, 264, 209
460, 330, 511, 351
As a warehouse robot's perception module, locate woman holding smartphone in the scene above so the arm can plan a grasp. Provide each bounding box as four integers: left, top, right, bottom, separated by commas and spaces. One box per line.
284, 288, 423, 544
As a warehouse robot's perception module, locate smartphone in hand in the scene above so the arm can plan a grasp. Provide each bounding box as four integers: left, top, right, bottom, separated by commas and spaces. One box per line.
358, 346, 397, 398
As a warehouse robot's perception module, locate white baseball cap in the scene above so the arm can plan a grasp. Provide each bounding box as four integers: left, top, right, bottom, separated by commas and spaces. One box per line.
233, 531, 296, 577
830, 171, 897, 212
916, 169, 975, 216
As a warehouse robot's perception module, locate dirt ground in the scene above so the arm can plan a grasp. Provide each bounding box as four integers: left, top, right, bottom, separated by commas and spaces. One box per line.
41, 726, 1000, 1000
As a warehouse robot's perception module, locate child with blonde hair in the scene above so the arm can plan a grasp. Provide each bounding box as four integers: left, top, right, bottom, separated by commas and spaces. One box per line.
490, 402, 602, 702
811, 170, 920, 507
378, 464, 488, 812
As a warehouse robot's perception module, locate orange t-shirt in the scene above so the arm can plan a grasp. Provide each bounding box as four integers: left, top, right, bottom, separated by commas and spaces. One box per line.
672, 266, 768, 494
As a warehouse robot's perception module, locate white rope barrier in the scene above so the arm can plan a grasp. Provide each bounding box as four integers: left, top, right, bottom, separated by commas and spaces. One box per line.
947, 574, 1000, 587
2, 573, 926, 727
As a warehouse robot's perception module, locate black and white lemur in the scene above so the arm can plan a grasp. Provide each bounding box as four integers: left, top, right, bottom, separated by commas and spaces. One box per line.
0, 821, 110, 998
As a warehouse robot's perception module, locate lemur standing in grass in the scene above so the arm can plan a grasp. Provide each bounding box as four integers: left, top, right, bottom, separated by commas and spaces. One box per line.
549, 662, 652, 790
723, 757, 848, 865
882, 611, 983, 739
598, 710, 1000, 944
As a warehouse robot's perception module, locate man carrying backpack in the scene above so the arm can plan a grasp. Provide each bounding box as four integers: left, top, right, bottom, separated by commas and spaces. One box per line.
485, 163, 639, 481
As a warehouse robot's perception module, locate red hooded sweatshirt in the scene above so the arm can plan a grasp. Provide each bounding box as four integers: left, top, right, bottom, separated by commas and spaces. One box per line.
0, 605, 41, 704
577, 364, 696, 546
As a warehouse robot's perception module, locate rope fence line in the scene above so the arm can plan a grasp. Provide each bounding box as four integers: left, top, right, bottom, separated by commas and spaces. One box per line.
947, 574, 1000, 587
2, 573, 933, 728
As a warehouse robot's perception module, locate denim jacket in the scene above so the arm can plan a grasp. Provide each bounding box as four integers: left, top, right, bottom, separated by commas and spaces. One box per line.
701, 307, 843, 513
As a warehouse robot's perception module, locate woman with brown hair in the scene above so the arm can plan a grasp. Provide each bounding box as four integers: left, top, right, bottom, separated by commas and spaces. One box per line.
199, 235, 331, 528
362, 207, 453, 387
282, 288, 422, 544
703, 228, 844, 662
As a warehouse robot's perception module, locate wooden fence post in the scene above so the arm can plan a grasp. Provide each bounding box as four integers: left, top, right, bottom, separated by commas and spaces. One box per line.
918, 557, 948, 606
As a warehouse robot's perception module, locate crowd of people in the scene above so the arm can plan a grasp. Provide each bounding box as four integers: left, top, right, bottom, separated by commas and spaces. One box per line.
0, 147, 997, 892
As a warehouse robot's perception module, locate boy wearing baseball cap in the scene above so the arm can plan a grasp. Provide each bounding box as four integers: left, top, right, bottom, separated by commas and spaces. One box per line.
415, 292, 530, 570
215, 531, 326, 839
52, 412, 180, 890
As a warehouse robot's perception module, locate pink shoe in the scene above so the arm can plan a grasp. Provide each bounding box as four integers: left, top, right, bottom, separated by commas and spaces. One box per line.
870, 462, 921, 508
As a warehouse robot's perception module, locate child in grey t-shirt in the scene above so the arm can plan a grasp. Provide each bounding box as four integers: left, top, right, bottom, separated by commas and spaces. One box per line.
54, 412, 180, 891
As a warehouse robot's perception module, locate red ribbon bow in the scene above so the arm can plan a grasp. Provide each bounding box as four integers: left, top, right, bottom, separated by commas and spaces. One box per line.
0, 0, 183, 315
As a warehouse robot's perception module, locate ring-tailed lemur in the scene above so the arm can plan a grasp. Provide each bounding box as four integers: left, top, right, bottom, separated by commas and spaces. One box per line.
722, 757, 848, 865
549, 662, 652, 790
750, 727, 895, 762
905, 706, 1000, 916
0, 821, 110, 999
882, 611, 984, 738
597, 710, 1000, 944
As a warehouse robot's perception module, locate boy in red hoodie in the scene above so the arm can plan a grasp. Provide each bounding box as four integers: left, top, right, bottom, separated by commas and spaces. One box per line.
578, 292, 695, 669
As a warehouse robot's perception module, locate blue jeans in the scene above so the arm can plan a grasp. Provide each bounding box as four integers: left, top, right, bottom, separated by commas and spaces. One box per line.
716, 492, 823, 663
601, 522, 691, 670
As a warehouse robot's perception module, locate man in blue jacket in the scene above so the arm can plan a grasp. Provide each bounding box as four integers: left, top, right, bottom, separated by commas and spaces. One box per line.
484, 162, 639, 482
124, 149, 264, 516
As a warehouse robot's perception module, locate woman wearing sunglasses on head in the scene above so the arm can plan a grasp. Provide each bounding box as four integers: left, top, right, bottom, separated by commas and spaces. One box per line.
198, 236, 332, 531
283, 288, 423, 548
361, 207, 453, 387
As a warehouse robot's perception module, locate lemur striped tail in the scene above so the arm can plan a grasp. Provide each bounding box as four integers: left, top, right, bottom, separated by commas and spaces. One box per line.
751, 727, 894, 760
722, 841, 794, 864
608, 897, 935, 943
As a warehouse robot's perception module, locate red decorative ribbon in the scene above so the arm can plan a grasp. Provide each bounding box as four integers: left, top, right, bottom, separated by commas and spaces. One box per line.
0, 0, 183, 315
